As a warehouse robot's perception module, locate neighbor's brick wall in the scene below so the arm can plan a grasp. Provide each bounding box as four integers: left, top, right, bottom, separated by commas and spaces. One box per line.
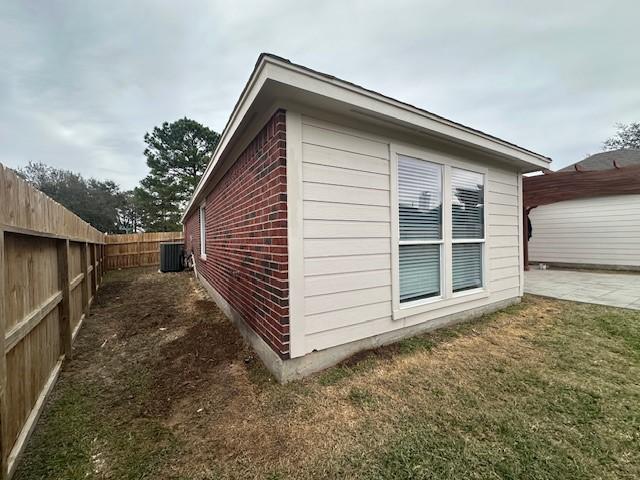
184, 110, 289, 358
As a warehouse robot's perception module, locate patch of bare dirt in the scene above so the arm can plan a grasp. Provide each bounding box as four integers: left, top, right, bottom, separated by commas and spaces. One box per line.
143, 301, 246, 416
55, 269, 250, 425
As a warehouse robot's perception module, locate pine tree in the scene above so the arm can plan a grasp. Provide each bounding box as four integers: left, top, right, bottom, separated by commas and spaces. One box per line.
137, 118, 220, 231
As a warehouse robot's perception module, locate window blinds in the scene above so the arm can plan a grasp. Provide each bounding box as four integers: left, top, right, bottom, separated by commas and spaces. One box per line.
398, 156, 442, 240
399, 244, 441, 302
451, 169, 484, 239
451, 168, 484, 292
452, 243, 483, 292
398, 156, 442, 302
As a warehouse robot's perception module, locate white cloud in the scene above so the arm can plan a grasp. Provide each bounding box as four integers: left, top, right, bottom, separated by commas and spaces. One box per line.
0, 0, 638, 189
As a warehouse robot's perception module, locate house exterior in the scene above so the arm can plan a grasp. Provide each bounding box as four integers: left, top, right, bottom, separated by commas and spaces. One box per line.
526, 150, 640, 270
182, 54, 550, 381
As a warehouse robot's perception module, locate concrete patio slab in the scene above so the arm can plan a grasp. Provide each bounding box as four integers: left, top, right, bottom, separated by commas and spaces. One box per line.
525, 269, 640, 310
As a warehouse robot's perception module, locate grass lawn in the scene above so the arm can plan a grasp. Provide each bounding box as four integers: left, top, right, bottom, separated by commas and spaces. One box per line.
13, 269, 640, 480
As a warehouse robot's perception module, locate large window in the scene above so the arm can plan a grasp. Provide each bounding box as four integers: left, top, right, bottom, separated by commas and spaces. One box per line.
398, 155, 442, 303
199, 204, 207, 259
396, 154, 486, 309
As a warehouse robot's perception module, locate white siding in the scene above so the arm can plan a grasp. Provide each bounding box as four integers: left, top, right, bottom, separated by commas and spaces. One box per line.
486, 165, 521, 296
529, 195, 640, 268
300, 115, 522, 354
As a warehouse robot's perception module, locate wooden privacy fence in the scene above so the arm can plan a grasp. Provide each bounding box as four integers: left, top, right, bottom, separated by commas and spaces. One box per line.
0, 163, 106, 479
105, 231, 183, 270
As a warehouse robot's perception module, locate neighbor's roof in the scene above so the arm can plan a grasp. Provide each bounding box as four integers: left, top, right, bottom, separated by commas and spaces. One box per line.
183, 53, 551, 221
558, 149, 640, 172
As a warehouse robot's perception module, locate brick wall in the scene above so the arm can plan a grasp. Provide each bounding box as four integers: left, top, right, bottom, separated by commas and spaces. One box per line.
184, 212, 199, 257
184, 110, 289, 358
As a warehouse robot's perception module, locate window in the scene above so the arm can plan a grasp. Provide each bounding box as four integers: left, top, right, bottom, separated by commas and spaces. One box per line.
451, 168, 484, 293
395, 151, 487, 313
199, 204, 206, 259
398, 155, 442, 303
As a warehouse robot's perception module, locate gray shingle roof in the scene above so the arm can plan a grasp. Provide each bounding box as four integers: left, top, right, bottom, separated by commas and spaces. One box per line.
558, 149, 640, 172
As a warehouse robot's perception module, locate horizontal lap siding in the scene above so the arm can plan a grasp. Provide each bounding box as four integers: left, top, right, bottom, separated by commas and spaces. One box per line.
300, 116, 522, 354
487, 167, 521, 294
301, 118, 393, 351
184, 110, 290, 358
529, 194, 640, 267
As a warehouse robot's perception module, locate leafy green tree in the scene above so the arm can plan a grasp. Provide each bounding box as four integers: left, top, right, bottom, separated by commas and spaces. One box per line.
137, 118, 220, 231
17, 162, 126, 233
604, 122, 640, 150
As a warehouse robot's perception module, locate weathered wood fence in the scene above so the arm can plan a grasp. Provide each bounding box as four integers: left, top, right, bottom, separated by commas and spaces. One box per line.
0, 164, 106, 479
105, 231, 183, 270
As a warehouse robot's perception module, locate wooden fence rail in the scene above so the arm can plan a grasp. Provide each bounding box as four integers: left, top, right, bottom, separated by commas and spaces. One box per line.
0, 163, 106, 479
105, 231, 183, 270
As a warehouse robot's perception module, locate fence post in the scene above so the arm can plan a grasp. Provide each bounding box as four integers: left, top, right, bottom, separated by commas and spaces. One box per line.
95, 244, 100, 288
0, 229, 8, 480
80, 243, 89, 320
57, 239, 72, 358
97, 244, 103, 286
104, 240, 110, 273
90, 244, 97, 298
137, 233, 142, 267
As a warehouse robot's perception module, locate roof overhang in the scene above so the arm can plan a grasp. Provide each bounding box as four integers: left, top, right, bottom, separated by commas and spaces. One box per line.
182, 54, 551, 222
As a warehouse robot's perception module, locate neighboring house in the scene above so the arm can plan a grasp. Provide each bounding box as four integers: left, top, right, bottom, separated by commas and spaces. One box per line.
557, 149, 640, 171
525, 149, 640, 270
182, 53, 550, 381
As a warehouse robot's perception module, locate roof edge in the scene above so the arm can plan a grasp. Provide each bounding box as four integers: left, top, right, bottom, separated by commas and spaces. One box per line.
182, 55, 270, 222
183, 53, 551, 222
260, 53, 550, 163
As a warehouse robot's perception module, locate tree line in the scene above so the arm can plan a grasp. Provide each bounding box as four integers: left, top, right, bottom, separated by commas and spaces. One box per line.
16, 120, 640, 234
17, 118, 220, 234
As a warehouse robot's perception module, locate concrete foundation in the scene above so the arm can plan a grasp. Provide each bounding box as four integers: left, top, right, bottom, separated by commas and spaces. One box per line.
195, 270, 521, 382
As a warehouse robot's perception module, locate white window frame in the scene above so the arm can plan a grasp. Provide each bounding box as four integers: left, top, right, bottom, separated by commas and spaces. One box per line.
199, 203, 207, 261
397, 159, 445, 306
451, 166, 487, 296
390, 143, 488, 320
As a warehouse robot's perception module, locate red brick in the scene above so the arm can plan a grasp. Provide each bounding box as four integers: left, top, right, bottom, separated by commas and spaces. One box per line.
184, 110, 289, 358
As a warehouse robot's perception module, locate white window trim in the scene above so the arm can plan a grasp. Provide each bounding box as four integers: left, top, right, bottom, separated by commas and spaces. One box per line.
390, 142, 489, 320
199, 203, 207, 261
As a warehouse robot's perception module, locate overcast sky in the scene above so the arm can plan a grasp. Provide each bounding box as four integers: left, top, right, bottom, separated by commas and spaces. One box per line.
1, 0, 638, 189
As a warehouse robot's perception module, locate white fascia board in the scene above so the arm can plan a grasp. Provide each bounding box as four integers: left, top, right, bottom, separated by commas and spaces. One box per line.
182, 55, 550, 222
